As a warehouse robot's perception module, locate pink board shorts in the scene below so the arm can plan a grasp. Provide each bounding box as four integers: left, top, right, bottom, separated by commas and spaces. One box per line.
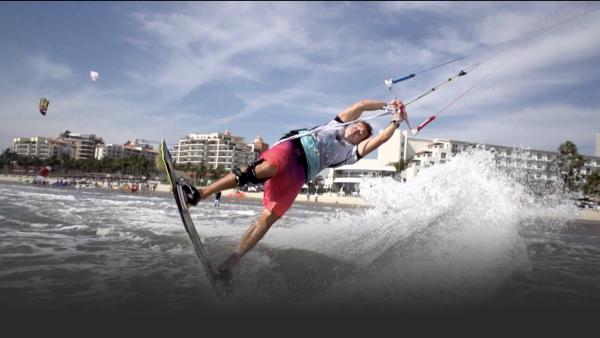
259, 140, 306, 217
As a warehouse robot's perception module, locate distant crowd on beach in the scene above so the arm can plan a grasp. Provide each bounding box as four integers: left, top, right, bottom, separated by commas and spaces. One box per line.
1, 173, 369, 207
1, 173, 160, 193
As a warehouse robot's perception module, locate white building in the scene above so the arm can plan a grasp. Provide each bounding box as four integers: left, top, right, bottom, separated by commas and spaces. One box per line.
582, 156, 600, 178
329, 129, 419, 194
123, 139, 158, 161
332, 159, 396, 194
400, 138, 480, 180
123, 146, 158, 161
401, 138, 600, 183
377, 130, 431, 164
95, 140, 158, 161
173, 130, 259, 170
320, 168, 334, 190
95, 144, 124, 160
248, 134, 269, 154
11, 136, 74, 159
56, 131, 104, 160
328, 127, 600, 193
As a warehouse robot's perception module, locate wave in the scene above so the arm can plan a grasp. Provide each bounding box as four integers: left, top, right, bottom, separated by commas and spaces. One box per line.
237, 149, 579, 307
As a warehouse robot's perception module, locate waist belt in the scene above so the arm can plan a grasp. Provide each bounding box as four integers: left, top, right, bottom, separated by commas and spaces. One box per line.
291, 137, 309, 182
299, 134, 320, 182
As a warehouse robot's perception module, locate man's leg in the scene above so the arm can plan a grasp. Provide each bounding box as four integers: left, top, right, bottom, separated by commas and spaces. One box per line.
198, 161, 277, 200
219, 208, 280, 273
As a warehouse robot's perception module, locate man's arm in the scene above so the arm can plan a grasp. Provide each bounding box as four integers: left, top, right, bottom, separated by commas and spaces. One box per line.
337, 100, 387, 123
356, 102, 406, 158
356, 121, 399, 158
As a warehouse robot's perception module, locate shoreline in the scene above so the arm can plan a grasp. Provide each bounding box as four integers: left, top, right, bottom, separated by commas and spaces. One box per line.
2, 173, 599, 224
0, 173, 367, 208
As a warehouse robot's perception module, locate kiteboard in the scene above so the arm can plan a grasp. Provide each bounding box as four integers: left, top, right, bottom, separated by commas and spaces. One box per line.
159, 139, 229, 298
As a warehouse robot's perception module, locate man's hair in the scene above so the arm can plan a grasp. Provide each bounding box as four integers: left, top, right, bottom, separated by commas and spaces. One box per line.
356, 120, 373, 139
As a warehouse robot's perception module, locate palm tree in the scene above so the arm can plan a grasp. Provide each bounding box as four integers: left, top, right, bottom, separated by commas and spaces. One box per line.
389, 159, 409, 180
557, 141, 584, 192
583, 170, 600, 196
213, 164, 227, 179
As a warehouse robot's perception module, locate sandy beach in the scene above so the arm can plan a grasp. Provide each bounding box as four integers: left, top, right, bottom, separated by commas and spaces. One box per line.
1, 173, 599, 224
575, 208, 600, 225
0, 173, 367, 205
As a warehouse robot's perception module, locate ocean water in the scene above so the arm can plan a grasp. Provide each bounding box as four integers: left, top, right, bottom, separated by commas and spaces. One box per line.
1, 150, 599, 317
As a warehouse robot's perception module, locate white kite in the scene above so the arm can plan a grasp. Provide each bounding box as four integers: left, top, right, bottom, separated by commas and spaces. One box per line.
90, 70, 99, 82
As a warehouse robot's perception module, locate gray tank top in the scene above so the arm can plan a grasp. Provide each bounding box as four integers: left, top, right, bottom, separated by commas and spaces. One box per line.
313, 117, 360, 171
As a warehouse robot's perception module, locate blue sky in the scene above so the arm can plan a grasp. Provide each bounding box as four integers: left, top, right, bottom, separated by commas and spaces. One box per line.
1, 1, 599, 156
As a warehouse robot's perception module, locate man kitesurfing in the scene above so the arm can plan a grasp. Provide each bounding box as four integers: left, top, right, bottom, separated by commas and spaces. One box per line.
180, 99, 407, 286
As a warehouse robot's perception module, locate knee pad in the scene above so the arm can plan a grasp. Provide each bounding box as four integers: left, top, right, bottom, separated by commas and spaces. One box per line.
233, 159, 268, 186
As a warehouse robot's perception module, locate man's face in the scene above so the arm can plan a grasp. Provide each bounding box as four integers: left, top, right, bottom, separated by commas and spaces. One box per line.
344, 122, 369, 145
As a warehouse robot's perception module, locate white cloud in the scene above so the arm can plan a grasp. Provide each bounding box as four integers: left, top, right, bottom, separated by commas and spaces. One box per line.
27, 55, 73, 83
430, 103, 599, 155
1, 2, 599, 156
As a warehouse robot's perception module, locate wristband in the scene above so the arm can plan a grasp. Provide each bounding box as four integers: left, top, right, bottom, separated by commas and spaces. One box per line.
390, 120, 400, 129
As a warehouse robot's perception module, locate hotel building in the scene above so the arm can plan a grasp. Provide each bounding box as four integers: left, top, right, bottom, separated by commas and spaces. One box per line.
331, 130, 600, 194
172, 130, 266, 170
10, 136, 75, 159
